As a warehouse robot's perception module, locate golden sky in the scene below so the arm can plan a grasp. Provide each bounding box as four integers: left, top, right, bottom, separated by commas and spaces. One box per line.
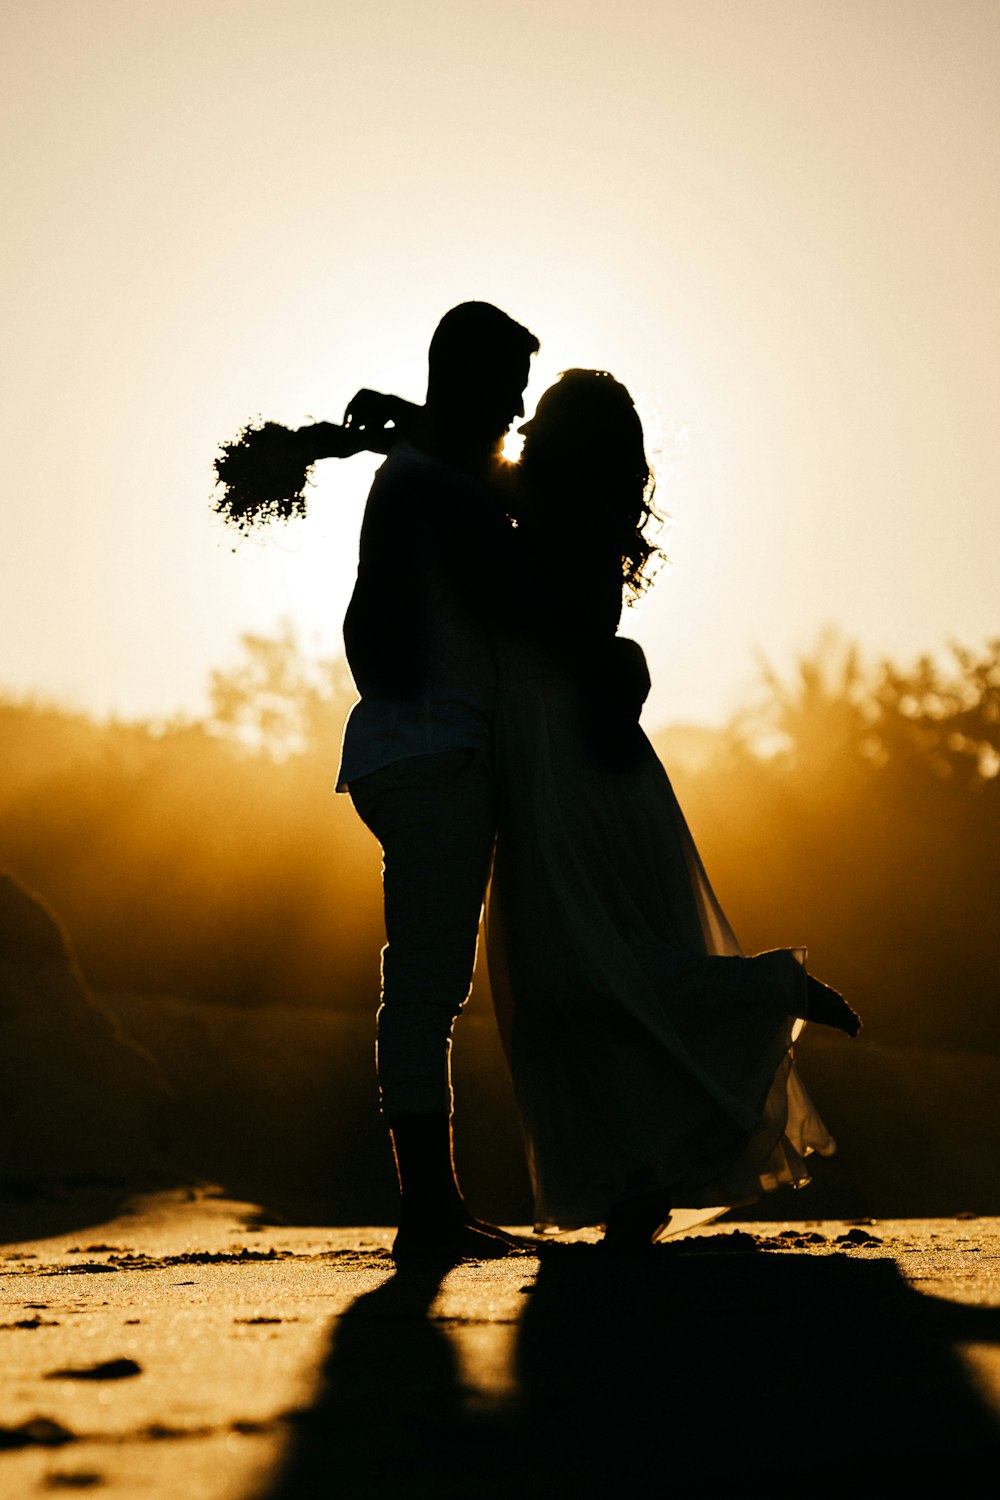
3, 0, 999, 729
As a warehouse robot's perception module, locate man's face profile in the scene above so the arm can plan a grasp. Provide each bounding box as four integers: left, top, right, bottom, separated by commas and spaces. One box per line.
479, 351, 532, 440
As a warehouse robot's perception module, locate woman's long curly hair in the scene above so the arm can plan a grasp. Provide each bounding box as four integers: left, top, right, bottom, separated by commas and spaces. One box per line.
517, 369, 661, 606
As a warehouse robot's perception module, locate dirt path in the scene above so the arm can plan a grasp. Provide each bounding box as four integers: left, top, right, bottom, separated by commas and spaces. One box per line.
1, 1190, 998, 1495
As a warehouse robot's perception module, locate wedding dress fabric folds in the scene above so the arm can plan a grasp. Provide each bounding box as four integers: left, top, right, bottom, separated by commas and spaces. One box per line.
486, 638, 835, 1238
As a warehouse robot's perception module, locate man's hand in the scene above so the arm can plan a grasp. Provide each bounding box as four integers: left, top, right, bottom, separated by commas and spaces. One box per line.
292, 421, 371, 462
343, 389, 423, 454
612, 636, 652, 712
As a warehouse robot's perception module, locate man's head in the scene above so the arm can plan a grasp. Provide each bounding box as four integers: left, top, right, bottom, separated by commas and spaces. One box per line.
426, 302, 539, 453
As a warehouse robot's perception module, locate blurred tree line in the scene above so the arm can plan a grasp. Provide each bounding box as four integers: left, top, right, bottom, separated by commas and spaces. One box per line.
1, 625, 998, 1052
0, 623, 383, 1011
674, 631, 1000, 1052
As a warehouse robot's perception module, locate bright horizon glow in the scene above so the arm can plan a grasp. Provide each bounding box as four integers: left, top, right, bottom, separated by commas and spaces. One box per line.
4, 0, 999, 735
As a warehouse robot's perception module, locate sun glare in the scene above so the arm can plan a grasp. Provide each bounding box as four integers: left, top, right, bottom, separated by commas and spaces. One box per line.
502, 429, 524, 462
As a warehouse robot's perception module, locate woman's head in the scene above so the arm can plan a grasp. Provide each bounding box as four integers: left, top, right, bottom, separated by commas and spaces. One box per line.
518, 369, 661, 604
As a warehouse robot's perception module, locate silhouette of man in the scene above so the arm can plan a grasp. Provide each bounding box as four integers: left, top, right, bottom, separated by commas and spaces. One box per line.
337, 302, 539, 1262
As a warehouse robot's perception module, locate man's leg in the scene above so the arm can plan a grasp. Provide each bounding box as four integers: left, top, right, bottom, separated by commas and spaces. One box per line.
350, 749, 517, 1259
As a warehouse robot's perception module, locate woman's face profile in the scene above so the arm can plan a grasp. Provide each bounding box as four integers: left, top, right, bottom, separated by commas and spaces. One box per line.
518, 382, 577, 468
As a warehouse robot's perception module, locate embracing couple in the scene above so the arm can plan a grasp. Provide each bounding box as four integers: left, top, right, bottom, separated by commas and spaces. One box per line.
336, 301, 859, 1264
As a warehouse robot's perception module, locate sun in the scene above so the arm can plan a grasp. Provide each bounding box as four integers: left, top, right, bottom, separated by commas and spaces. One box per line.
501, 428, 524, 463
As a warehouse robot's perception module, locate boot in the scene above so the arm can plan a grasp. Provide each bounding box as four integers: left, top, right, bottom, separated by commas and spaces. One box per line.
603, 1187, 673, 1251
387, 1112, 527, 1264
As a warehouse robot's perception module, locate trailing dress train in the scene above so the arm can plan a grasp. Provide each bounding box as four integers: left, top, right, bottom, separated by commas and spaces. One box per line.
486, 634, 835, 1239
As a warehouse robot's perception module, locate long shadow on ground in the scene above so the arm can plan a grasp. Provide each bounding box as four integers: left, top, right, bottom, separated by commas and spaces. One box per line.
262, 1243, 1000, 1498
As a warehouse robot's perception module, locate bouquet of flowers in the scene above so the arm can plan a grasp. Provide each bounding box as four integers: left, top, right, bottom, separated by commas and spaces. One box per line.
212, 420, 319, 533
213, 393, 418, 533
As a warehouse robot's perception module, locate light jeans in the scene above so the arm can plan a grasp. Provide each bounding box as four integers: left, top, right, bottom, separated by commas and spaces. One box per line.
349, 748, 495, 1116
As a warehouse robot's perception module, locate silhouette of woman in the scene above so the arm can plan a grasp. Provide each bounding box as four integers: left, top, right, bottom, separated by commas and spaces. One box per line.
487, 370, 859, 1249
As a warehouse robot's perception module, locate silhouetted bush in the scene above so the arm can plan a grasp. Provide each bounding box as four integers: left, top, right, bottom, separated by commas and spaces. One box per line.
0, 627, 383, 1009
666, 632, 1000, 1052
2, 626, 998, 1052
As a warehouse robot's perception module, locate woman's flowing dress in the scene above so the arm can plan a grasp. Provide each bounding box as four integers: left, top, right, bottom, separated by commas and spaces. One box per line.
486, 633, 835, 1238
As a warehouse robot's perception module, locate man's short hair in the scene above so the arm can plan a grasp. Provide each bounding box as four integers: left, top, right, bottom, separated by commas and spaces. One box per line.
427, 302, 539, 405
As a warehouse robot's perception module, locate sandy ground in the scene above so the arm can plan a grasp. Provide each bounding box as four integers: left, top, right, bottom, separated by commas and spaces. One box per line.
1, 1189, 999, 1497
